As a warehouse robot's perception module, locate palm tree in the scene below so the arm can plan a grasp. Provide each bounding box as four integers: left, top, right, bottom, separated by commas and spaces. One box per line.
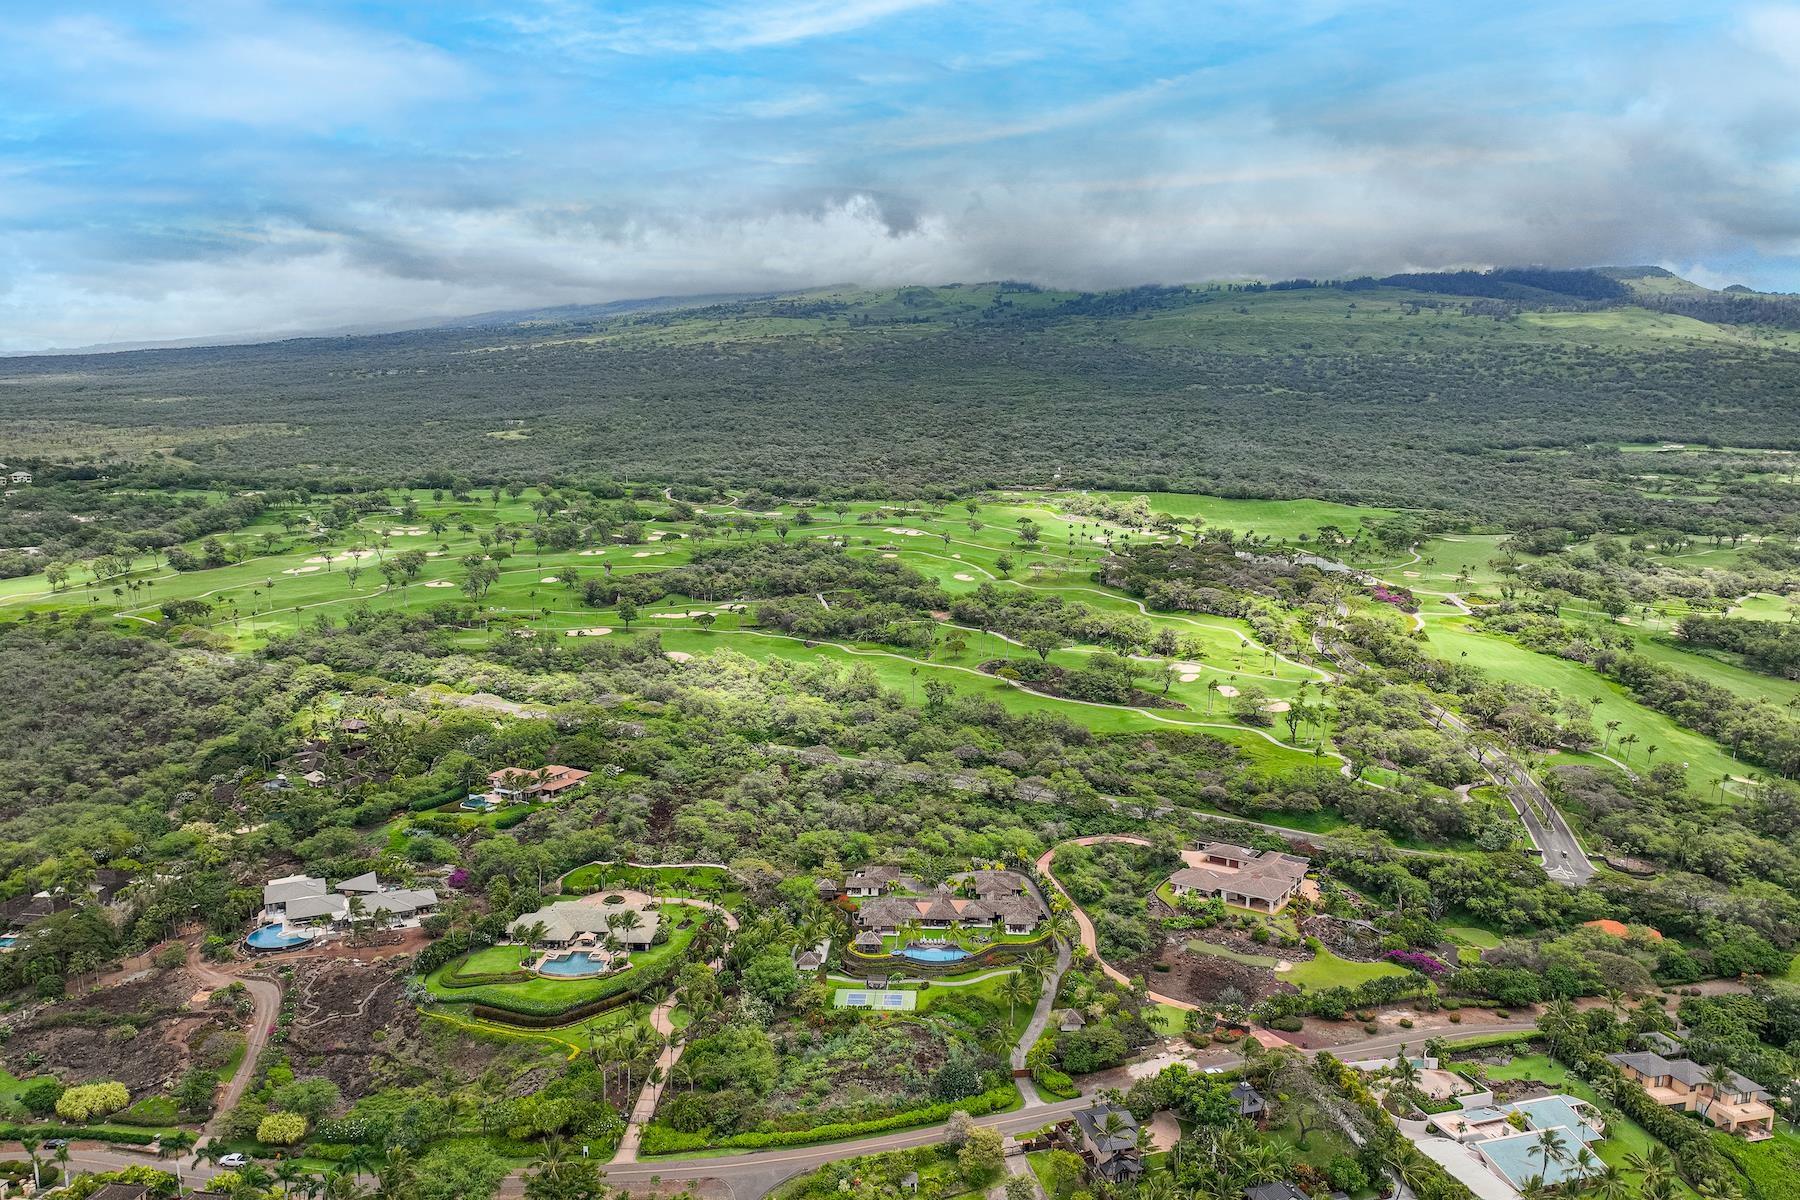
340, 1142, 377, 1184
999, 971, 1035, 1025
1704, 1061, 1738, 1113
1532, 1126, 1569, 1182
1626, 1145, 1676, 1194
1590, 1164, 1630, 1200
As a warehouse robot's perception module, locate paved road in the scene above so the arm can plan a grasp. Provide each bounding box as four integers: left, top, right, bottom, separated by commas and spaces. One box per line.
1311, 621, 1595, 885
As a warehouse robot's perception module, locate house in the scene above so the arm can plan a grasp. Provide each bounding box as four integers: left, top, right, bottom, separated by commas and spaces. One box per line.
1071, 1101, 1142, 1183
1472, 1129, 1600, 1193
1057, 1009, 1087, 1033
1607, 1051, 1774, 1139
1230, 1080, 1267, 1121
794, 937, 830, 972
90, 1185, 152, 1200
1167, 844, 1310, 914
260, 873, 437, 929
1244, 1185, 1309, 1200
1427, 1093, 1604, 1147
300, 770, 328, 788
7, 471, 31, 485
844, 865, 917, 897
509, 901, 660, 951
338, 718, 369, 734
488, 765, 592, 800
853, 891, 1046, 937
852, 930, 886, 953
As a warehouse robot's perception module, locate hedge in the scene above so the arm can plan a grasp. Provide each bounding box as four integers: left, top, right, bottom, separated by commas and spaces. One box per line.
465, 959, 683, 1027
438, 956, 533, 988
0, 1123, 157, 1146
842, 935, 1051, 979
641, 1085, 1019, 1155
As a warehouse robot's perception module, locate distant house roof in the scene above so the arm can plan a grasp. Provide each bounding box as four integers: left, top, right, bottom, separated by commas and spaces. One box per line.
1057, 1009, 1086, 1031
1509, 1096, 1602, 1143
1583, 918, 1660, 940
336, 871, 381, 894
795, 950, 823, 970
510, 901, 660, 946
853, 930, 885, 950
363, 888, 437, 916
89, 1186, 152, 1200
1231, 1081, 1266, 1116
1244, 1185, 1309, 1200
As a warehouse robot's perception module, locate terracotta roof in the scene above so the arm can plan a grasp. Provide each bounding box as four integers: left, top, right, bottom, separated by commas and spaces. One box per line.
1583, 918, 1661, 940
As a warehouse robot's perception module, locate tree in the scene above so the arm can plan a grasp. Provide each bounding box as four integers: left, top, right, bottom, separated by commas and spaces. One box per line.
617, 597, 638, 629
958, 1126, 1005, 1183
1531, 1127, 1569, 1182
1021, 629, 1063, 662
999, 971, 1035, 1025
522, 1137, 606, 1200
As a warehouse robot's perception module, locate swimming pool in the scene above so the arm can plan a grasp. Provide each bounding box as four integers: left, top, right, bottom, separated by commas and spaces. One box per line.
245, 925, 314, 951
896, 944, 970, 963
537, 951, 610, 977
0, 934, 16, 950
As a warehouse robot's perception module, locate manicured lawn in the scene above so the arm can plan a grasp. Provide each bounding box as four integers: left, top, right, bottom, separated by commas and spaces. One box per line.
1283, 948, 1409, 992
1183, 939, 1281, 969
424, 904, 700, 1008
1147, 1003, 1188, 1036
1444, 924, 1501, 948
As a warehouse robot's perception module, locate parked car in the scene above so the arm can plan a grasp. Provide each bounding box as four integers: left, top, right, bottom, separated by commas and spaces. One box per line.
219, 1153, 249, 1168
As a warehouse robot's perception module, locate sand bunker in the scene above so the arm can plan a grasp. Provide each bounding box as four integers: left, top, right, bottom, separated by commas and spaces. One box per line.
281, 566, 321, 575
1263, 700, 1291, 713
881, 553, 898, 559
511, 629, 536, 639
1179, 673, 1200, 683
665, 651, 693, 662
424, 580, 455, 588
426, 551, 445, 557
650, 611, 712, 619
577, 549, 607, 555
953, 573, 975, 581
645, 531, 665, 541
631, 551, 666, 558
540, 576, 560, 583
387, 528, 428, 536
884, 527, 927, 537
1216, 685, 1240, 697
566, 627, 613, 637
951, 554, 961, 559
1402, 571, 1422, 578
304, 550, 377, 564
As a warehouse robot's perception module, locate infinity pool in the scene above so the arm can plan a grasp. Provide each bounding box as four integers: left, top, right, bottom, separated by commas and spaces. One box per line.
246, 925, 314, 951
896, 944, 970, 963
537, 951, 610, 977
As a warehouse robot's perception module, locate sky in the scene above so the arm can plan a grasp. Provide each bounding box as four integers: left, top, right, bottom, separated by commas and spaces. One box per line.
3, 1, 1800, 351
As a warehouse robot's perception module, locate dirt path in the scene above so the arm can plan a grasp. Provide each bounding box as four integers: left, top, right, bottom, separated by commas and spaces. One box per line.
185, 943, 281, 1139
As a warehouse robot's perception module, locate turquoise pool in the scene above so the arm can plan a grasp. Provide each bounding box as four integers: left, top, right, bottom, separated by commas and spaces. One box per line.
896, 944, 969, 963
537, 951, 609, 977
246, 925, 314, 951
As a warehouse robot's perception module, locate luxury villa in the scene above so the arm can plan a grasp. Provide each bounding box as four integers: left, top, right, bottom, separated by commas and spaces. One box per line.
1167, 843, 1310, 914
1071, 1101, 1143, 1184
1427, 1093, 1607, 1191
1607, 1049, 1775, 1139
490, 765, 592, 800
508, 899, 660, 952
252, 873, 438, 949
851, 869, 1048, 938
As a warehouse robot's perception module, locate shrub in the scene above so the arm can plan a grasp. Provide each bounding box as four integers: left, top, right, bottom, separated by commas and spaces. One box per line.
57, 1082, 130, 1122
1363, 1023, 1379, 1034
640, 1086, 1018, 1154
117, 1096, 180, 1127
1267, 1016, 1305, 1033
19, 1078, 64, 1117
257, 1111, 309, 1145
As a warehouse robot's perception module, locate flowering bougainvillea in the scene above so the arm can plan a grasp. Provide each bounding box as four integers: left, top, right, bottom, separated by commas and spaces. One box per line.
1383, 949, 1449, 976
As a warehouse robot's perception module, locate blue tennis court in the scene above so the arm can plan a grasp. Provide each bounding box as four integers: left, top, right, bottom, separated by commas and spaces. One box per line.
833, 988, 918, 1010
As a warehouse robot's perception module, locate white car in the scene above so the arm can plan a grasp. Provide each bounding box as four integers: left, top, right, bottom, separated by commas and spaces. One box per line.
218, 1153, 249, 1168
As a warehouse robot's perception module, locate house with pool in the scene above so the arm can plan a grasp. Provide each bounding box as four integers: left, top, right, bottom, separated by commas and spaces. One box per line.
851, 868, 1048, 956
250, 872, 438, 950
506, 893, 665, 977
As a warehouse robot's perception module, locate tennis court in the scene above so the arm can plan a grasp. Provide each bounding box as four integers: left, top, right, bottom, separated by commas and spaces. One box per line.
833, 988, 918, 1010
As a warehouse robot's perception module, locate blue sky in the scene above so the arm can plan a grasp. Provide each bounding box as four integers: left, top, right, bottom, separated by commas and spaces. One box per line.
3, 1, 1799, 350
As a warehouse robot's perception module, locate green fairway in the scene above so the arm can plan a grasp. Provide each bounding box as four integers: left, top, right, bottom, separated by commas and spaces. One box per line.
1425, 617, 1744, 787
